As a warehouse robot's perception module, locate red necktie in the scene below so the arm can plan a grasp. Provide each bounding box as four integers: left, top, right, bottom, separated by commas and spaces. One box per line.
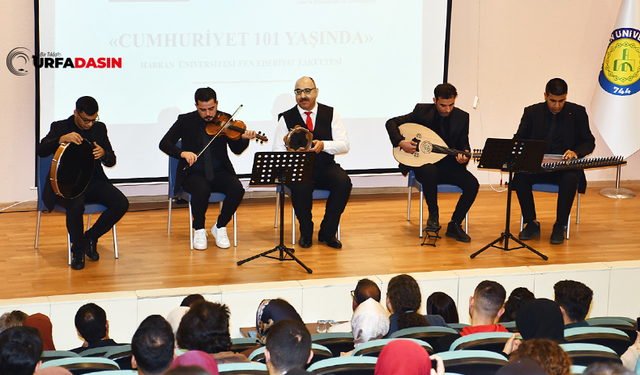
305, 111, 313, 132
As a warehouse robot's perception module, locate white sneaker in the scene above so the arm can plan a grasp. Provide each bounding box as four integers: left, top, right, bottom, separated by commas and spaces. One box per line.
193, 228, 208, 250
211, 223, 231, 249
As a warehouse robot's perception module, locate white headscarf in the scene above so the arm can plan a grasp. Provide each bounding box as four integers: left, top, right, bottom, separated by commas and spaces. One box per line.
351, 298, 390, 347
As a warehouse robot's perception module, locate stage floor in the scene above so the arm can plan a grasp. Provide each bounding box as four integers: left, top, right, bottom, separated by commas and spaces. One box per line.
1, 186, 638, 300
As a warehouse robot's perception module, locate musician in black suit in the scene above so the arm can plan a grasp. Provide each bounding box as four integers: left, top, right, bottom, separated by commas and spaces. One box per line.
159, 87, 257, 251
386, 83, 478, 242
272, 77, 352, 249
37, 96, 129, 270
513, 78, 595, 245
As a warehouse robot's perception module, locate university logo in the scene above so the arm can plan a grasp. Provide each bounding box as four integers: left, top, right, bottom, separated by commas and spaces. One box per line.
6, 47, 31, 76
599, 28, 640, 96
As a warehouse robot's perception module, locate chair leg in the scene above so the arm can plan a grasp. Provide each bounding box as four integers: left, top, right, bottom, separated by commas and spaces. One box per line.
67, 233, 72, 266
576, 193, 581, 224
520, 215, 524, 233
407, 186, 412, 221
419, 190, 424, 238
188, 202, 194, 250
566, 213, 571, 240
113, 225, 118, 259
168, 198, 172, 234
233, 212, 238, 247
292, 206, 296, 245
465, 212, 469, 233
35, 211, 42, 249
337, 223, 341, 240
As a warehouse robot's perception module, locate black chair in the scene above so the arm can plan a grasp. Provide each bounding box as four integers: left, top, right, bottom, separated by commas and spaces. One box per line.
249, 343, 333, 366
389, 326, 459, 353
564, 327, 631, 356
40, 357, 120, 375
560, 343, 622, 367
586, 317, 638, 344
218, 362, 269, 375
449, 332, 513, 353
437, 349, 508, 375
307, 356, 377, 375
230, 337, 259, 353
312, 332, 355, 357
351, 338, 433, 357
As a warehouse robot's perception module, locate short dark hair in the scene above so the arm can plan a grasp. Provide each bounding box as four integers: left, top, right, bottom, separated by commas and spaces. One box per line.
266, 319, 311, 373
474, 280, 507, 318
426, 292, 459, 323
180, 294, 205, 307
584, 362, 636, 375
545, 78, 568, 96
387, 274, 429, 329
354, 279, 381, 305
0, 326, 43, 375
76, 96, 99, 116
554, 280, 593, 323
75, 303, 107, 344
434, 83, 458, 100
132, 315, 175, 375
499, 287, 535, 323
194, 87, 217, 104
176, 301, 231, 353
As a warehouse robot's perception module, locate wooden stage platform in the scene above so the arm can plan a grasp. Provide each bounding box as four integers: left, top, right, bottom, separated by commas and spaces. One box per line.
1, 186, 638, 300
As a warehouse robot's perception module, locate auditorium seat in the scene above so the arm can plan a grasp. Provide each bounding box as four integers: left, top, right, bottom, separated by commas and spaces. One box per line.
351, 338, 433, 357
307, 356, 377, 375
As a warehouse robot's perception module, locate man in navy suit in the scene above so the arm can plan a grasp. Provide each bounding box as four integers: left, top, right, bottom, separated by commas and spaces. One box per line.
513, 78, 595, 245
386, 83, 478, 242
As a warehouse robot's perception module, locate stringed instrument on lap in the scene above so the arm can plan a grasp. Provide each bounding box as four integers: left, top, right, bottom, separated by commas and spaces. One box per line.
393, 123, 481, 167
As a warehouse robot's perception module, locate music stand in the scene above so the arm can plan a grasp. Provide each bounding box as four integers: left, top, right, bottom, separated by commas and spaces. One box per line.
470, 138, 548, 260
237, 151, 315, 273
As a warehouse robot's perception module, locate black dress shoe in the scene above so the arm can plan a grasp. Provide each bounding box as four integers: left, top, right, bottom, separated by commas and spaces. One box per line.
85, 238, 100, 261
71, 246, 85, 270
318, 234, 342, 249
550, 223, 565, 244
445, 221, 471, 243
519, 221, 541, 240
298, 236, 313, 248
426, 212, 440, 230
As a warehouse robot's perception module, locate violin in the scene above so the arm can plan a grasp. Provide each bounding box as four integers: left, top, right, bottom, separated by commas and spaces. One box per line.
206, 112, 268, 143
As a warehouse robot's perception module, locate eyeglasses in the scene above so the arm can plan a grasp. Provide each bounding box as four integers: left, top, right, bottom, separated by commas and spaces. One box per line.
78, 114, 99, 125
350, 290, 356, 300
294, 88, 316, 95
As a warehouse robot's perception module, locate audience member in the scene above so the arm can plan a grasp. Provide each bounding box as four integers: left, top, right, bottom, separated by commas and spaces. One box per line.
504, 298, 565, 355
461, 280, 507, 336
71, 303, 124, 353
23, 314, 55, 351
374, 339, 444, 375
170, 350, 219, 375
0, 310, 28, 333
340, 298, 389, 356
584, 362, 636, 375
265, 319, 313, 375
554, 280, 593, 328
181, 294, 206, 307
510, 339, 572, 375
167, 294, 205, 336
132, 315, 176, 375
426, 292, 459, 324
177, 301, 248, 363
256, 299, 304, 345
495, 357, 547, 375
499, 287, 535, 323
0, 326, 43, 375
621, 331, 640, 371
330, 278, 381, 332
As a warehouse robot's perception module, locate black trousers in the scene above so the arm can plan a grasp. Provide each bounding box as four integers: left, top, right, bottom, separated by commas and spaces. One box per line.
411, 161, 479, 225
181, 170, 244, 230
512, 170, 581, 226
65, 179, 129, 248
287, 163, 352, 239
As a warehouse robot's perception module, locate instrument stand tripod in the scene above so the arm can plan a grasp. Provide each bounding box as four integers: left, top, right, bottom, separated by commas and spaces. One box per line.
421, 225, 442, 247
237, 152, 315, 274
470, 138, 548, 260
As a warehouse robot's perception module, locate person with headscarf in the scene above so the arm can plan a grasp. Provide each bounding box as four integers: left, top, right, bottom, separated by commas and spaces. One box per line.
24, 313, 56, 351
503, 298, 565, 355
340, 298, 389, 356
374, 340, 444, 375
169, 350, 219, 375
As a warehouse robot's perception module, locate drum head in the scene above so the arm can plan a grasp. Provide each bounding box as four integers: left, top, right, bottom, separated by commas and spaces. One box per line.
285, 126, 313, 151
54, 140, 95, 199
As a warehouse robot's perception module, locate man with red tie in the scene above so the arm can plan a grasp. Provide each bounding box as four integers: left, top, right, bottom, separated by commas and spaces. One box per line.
272, 77, 352, 249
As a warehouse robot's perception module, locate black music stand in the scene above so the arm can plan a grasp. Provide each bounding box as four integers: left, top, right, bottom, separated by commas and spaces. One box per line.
470, 138, 548, 260
237, 151, 315, 273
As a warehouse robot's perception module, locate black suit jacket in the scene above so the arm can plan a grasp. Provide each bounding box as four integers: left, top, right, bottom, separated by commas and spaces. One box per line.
385, 103, 471, 175
159, 111, 249, 195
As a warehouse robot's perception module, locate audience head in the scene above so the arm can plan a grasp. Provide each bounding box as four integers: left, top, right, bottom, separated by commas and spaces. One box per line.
553, 280, 593, 324
23, 314, 55, 351
177, 301, 231, 354
181, 294, 205, 307
167, 307, 189, 336
583, 362, 636, 375
132, 315, 175, 375
265, 319, 312, 375
351, 298, 390, 347
426, 292, 459, 323
169, 350, 218, 375
165, 366, 215, 375
0, 326, 43, 375
386, 274, 429, 330
353, 279, 381, 310
469, 280, 506, 324
74, 303, 108, 344
510, 339, 572, 375
374, 339, 433, 375
256, 299, 303, 345
499, 287, 536, 323
516, 298, 565, 342
496, 357, 547, 375
0, 310, 28, 333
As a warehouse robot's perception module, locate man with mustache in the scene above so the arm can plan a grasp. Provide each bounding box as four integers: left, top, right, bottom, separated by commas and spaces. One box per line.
160, 87, 257, 250
272, 77, 352, 249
